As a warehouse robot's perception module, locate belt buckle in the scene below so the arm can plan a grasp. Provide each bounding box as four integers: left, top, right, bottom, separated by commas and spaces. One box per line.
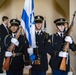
13, 53, 16, 57
34, 56, 41, 65
34, 59, 40, 65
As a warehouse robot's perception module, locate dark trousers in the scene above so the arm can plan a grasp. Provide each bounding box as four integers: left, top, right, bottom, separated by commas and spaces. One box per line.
52, 70, 68, 75
0, 52, 5, 73
6, 70, 23, 75
31, 70, 46, 75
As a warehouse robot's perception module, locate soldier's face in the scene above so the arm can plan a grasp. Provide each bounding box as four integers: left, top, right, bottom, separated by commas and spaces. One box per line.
57, 24, 65, 32
35, 23, 42, 30
10, 26, 19, 33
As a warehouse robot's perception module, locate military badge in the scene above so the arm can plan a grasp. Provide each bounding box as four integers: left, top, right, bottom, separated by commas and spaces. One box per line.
48, 39, 51, 43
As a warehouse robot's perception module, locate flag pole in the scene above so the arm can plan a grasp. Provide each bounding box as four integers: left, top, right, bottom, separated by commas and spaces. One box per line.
21, 0, 36, 75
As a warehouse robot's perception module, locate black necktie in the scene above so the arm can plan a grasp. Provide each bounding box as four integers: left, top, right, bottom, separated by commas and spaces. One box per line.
37, 32, 39, 35
14, 34, 16, 37
60, 34, 63, 37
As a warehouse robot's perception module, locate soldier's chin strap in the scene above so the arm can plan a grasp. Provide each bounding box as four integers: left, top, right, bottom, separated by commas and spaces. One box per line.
56, 25, 64, 33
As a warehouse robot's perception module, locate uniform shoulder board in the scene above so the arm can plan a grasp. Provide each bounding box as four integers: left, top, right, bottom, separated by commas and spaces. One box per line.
50, 33, 55, 46
44, 31, 49, 39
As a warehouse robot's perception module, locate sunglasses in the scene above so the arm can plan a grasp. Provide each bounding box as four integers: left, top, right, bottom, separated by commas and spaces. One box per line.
56, 23, 64, 26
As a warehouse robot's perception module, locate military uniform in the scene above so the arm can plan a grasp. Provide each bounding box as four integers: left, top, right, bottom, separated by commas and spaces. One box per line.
30, 15, 51, 75
48, 18, 76, 75
4, 19, 30, 75
32, 31, 50, 71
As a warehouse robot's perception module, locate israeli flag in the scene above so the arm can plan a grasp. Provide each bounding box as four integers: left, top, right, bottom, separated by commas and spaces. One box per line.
21, 0, 36, 48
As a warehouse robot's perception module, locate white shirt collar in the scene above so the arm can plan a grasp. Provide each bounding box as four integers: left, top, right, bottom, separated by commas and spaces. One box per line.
36, 30, 41, 34
12, 33, 16, 37
57, 32, 64, 37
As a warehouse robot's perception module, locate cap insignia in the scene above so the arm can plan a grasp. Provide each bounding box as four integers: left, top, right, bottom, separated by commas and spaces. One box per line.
38, 16, 40, 19
13, 19, 15, 22
60, 19, 63, 22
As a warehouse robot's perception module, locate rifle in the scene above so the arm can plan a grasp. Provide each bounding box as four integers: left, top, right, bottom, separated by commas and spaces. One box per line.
44, 17, 48, 39
59, 11, 76, 71
3, 26, 22, 70
44, 17, 46, 32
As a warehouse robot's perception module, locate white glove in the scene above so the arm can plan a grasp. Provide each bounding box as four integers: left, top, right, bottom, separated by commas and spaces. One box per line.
25, 65, 32, 70
27, 47, 33, 55
59, 51, 68, 57
5, 51, 13, 57
11, 38, 19, 46
65, 36, 73, 44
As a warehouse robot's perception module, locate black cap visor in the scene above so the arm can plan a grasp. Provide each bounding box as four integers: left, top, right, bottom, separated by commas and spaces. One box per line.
56, 23, 65, 26
9, 23, 19, 28
35, 20, 42, 23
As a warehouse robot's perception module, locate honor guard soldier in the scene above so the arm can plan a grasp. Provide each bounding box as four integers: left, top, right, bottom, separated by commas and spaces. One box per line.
4, 19, 31, 75
0, 16, 9, 73
48, 18, 76, 75
27, 15, 51, 75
